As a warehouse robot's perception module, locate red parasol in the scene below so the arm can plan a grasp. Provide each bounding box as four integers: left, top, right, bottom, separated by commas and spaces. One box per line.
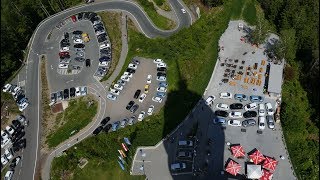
249, 149, 265, 164
260, 168, 273, 180
225, 159, 241, 176
263, 156, 278, 172
231, 145, 245, 158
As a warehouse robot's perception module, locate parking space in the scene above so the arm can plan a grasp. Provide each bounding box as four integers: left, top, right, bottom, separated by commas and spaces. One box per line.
104, 57, 167, 128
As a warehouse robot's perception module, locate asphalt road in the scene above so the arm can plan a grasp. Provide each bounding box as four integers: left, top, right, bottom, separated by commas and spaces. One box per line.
14, 0, 192, 180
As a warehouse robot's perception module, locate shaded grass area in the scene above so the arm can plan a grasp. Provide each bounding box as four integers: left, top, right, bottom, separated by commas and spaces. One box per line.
136, 0, 176, 30
1, 91, 20, 126
46, 96, 97, 148
98, 12, 122, 82
51, 0, 246, 179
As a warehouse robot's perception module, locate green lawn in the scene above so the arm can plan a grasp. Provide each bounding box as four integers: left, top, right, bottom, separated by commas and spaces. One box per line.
98, 12, 122, 82
136, 0, 176, 30
242, 0, 257, 25
46, 96, 98, 148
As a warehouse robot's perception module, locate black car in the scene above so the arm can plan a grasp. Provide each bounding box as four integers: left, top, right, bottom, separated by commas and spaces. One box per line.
157, 67, 167, 72
215, 110, 229, 117
64, 32, 69, 40
83, 12, 90, 19
242, 119, 256, 127
12, 131, 25, 143
100, 117, 111, 126
74, 44, 85, 49
73, 30, 83, 35
131, 59, 140, 65
157, 72, 166, 77
70, 87, 76, 97
99, 56, 111, 62
126, 68, 136, 74
12, 120, 21, 129
103, 124, 112, 133
93, 126, 103, 135
10, 156, 21, 169
98, 36, 107, 43
77, 12, 84, 20
15, 94, 26, 103
86, 59, 91, 67
130, 104, 139, 113
230, 103, 243, 110
63, 89, 69, 99
126, 101, 135, 110
88, 12, 97, 20
134, 90, 141, 99
13, 138, 26, 150
243, 111, 257, 118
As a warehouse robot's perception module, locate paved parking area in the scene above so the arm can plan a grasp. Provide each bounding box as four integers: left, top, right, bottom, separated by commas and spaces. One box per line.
105, 57, 165, 125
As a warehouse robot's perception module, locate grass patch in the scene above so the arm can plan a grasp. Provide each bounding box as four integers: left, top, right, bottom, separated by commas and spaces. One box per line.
1, 91, 20, 126
46, 96, 98, 148
230, 0, 246, 19
98, 12, 122, 82
136, 0, 176, 30
242, 0, 257, 25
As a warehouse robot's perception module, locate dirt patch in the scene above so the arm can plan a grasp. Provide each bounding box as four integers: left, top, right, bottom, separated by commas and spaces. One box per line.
51, 103, 63, 113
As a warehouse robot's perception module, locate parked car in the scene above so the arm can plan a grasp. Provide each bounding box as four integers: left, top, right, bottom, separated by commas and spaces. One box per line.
10, 156, 21, 169
138, 111, 146, 121
103, 124, 112, 132
159, 82, 168, 88
4, 170, 14, 180
156, 92, 166, 98
157, 67, 167, 72
265, 102, 274, 115
4, 149, 13, 160
250, 95, 264, 102
126, 101, 135, 110
228, 120, 241, 126
63, 89, 69, 99
234, 94, 248, 101
131, 59, 140, 65
266, 115, 275, 129
242, 119, 257, 127
156, 76, 166, 81
130, 104, 139, 113
230, 103, 243, 110
74, 43, 85, 49
216, 103, 229, 110
157, 63, 166, 68
147, 75, 152, 84
258, 116, 266, 130
147, 105, 155, 115
128, 116, 135, 125
57, 91, 63, 100
171, 162, 186, 171
157, 86, 167, 93
107, 93, 117, 101
2, 84, 12, 92
153, 59, 163, 64
177, 150, 193, 158
134, 89, 141, 99
5, 126, 15, 135
1, 154, 8, 165
11, 120, 21, 129
213, 117, 226, 125
243, 111, 257, 118
220, 92, 232, 99
258, 103, 265, 116
144, 84, 150, 93
16, 115, 28, 126
128, 63, 138, 70
152, 96, 163, 103
229, 111, 243, 118
110, 88, 120, 96
75, 87, 81, 97
93, 126, 103, 135
70, 87, 76, 97
205, 96, 215, 106
157, 72, 166, 77
100, 117, 110, 126
244, 102, 257, 111
215, 110, 228, 117
120, 119, 128, 128
178, 140, 193, 147
139, 93, 147, 103
114, 84, 123, 91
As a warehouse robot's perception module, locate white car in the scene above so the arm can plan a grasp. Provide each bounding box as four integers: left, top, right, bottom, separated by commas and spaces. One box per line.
128, 63, 138, 70
258, 116, 266, 130
19, 102, 29, 111
58, 63, 68, 69
157, 87, 167, 92
227, 120, 241, 126
5, 126, 15, 135
121, 75, 130, 82
220, 92, 232, 99
113, 84, 123, 91
61, 46, 69, 51
139, 93, 147, 103
80, 86, 87, 96
258, 103, 265, 116
157, 76, 166, 81
138, 111, 146, 121
128, 116, 135, 125
147, 75, 152, 84
205, 96, 215, 106
159, 82, 168, 87
4, 149, 13, 160
153, 59, 163, 64
181, 9, 186, 13
107, 93, 117, 101
244, 102, 257, 111
229, 111, 243, 118
157, 63, 167, 68
147, 105, 155, 115
75, 87, 81, 97
99, 61, 109, 67
152, 96, 163, 103
265, 103, 274, 115
12, 86, 21, 96
2, 84, 11, 92
124, 72, 133, 78
1, 155, 8, 165
110, 88, 120, 95
1, 130, 9, 140
73, 38, 83, 43
4, 170, 14, 180
99, 43, 110, 49
216, 103, 229, 110
1, 138, 10, 149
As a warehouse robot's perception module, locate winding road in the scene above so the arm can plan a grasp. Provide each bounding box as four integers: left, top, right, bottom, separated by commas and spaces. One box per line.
18, 0, 193, 180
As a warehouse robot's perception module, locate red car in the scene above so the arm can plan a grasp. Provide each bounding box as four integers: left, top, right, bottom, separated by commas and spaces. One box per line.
59, 52, 69, 56
71, 15, 77, 22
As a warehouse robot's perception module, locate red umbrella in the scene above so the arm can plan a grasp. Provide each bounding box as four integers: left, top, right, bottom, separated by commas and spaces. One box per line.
263, 156, 278, 172
231, 145, 245, 158
249, 149, 265, 164
260, 168, 273, 180
225, 159, 241, 176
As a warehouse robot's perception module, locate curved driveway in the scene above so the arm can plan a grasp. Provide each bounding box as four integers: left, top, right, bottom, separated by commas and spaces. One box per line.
20, 0, 192, 180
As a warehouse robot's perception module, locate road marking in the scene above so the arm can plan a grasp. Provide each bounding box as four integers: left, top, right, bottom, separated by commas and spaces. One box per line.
134, 160, 151, 163
66, 80, 74, 83
33, 56, 40, 180
19, 80, 26, 87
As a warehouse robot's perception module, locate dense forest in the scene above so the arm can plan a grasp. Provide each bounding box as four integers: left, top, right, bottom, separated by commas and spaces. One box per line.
1, 0, 81, 86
